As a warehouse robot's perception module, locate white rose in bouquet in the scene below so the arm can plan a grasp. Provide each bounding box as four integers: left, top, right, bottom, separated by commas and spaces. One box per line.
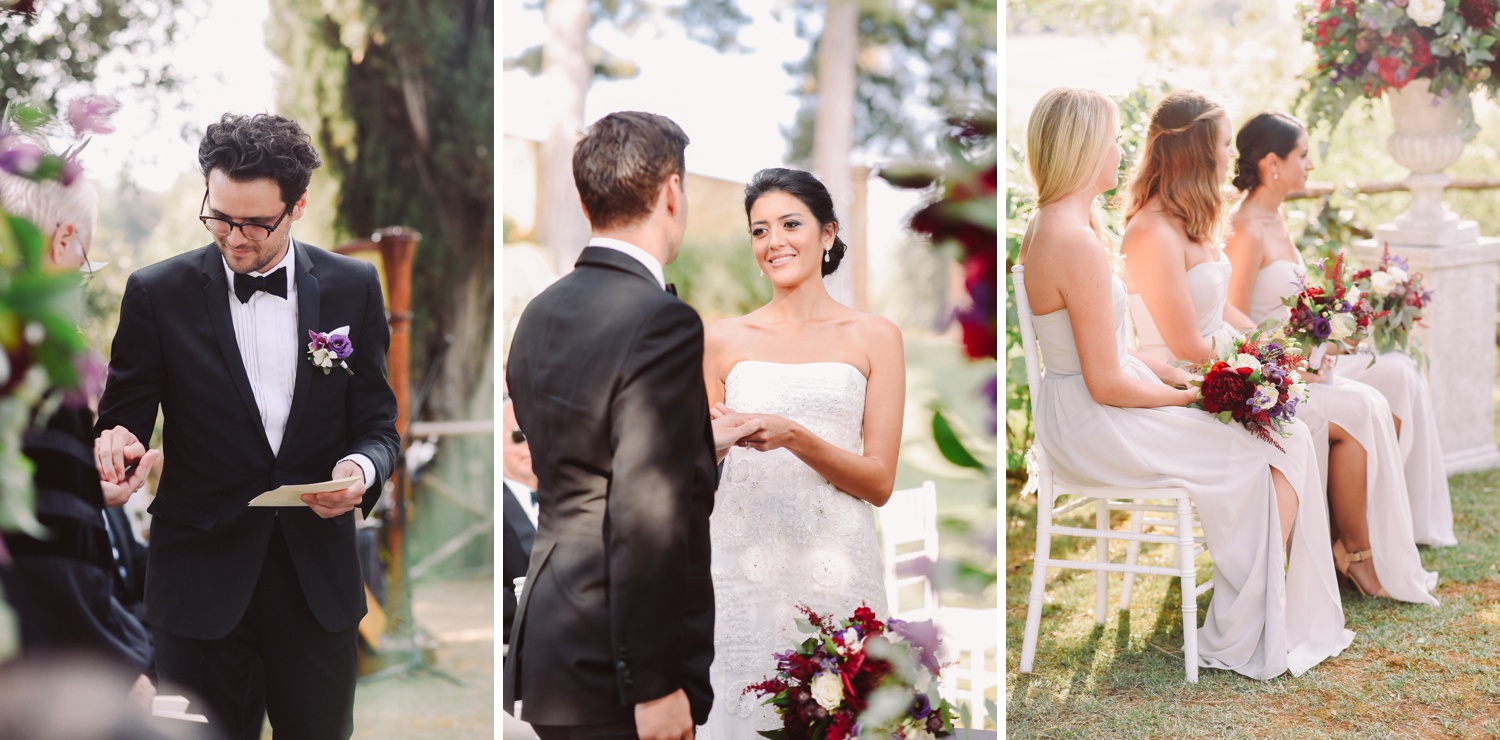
810, 672, 843, 711
1406, 0, 1445, 26
1329, 313, 1357, 342
1370, 270, 1399, 296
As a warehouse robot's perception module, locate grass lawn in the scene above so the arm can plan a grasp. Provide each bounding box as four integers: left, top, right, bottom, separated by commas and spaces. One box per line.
1004, 462, 1500, 738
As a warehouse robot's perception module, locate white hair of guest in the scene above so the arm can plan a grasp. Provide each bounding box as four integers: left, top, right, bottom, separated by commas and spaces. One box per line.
0, 161, 100, 269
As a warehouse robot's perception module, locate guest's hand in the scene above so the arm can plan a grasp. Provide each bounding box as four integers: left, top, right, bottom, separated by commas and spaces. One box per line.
95, 425, 149, 485
301, 460, 366, 518
634, 688, 693, 740
711, 403, 762, 455
101, 447, 161, 507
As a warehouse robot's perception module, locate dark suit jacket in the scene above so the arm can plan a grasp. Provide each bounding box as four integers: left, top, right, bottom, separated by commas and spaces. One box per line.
503, 246, 718, 727
0, 403, 152, 675
501, 482, 535, 645
95, 242, 400, 640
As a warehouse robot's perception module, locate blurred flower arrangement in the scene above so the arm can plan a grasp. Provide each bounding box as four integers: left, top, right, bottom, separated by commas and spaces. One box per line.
745, 605, 957, 740
1298, 0, 1500, 134
1351, 243, 1434, 359
0, 98, 113, 657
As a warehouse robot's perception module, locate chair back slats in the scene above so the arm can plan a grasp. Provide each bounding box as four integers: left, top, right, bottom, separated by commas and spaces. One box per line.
1010, 264, 1044, 402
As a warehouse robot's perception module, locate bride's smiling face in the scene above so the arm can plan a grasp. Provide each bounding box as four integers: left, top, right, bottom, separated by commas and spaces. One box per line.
749, 190, 836, 285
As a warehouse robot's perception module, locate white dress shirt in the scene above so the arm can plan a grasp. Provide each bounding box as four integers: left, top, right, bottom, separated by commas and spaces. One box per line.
589, 237, 665, 290
503, 477, 539, 529
223, 239, 374, 487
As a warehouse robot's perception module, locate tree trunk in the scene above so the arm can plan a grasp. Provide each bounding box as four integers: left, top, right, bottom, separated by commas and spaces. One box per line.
812, 0, 858, 307
537, 0, 593, 275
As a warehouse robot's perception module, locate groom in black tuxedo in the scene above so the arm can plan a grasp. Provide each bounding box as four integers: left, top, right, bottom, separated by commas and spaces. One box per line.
94, 113, 399, 739
505, 111, 758, 740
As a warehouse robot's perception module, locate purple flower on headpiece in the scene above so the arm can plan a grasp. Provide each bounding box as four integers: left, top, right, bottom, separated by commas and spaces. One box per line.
0, 140, 44, 177
66, 95, 119, 137
59, 158, 84, 186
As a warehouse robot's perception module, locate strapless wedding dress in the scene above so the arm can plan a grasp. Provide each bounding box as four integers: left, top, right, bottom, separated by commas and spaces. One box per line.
700, 361, 887, 739
1033, 272, 1351, 680
1249, 260, 1440, 603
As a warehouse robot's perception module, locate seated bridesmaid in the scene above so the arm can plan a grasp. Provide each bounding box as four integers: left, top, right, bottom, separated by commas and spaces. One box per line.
1020, 86, 1350, 680
1225, 109, 1438, 604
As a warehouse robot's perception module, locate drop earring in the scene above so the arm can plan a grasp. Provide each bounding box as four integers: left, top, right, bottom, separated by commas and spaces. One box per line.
823, 250, 830, 264
1273, 169, 1279, 181
759, 269, 764, 277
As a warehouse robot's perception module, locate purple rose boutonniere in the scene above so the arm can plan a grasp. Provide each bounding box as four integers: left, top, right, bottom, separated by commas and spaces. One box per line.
308, 325, 354, 376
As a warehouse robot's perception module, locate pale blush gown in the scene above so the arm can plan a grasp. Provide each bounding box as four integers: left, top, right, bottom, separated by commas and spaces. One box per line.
1248, 259, 1439, 605
1331, 312, 1456, 547
700, 361, 887, 739
1033, 271, 1352, 680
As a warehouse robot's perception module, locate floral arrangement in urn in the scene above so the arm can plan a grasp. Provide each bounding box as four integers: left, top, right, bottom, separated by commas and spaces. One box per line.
1297, 0, 1500, 134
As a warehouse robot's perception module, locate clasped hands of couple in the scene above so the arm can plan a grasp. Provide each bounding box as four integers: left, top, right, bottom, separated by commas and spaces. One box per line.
93, 426, 366, 518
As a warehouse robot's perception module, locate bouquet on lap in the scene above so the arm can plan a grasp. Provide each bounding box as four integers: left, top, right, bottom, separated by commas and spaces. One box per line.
1350, 243, 1433, 361
1188, 330, 1310, 452
1280, 252, 1384, 367
746, 605, 958, 740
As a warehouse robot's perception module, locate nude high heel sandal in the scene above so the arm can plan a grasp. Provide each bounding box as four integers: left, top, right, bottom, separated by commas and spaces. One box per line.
1332, 539, 1390, 598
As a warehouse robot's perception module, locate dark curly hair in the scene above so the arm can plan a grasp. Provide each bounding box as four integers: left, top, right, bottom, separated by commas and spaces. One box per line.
197, 113, 322, 206
1232, 111, 1304, 193
743, 168, 846, 277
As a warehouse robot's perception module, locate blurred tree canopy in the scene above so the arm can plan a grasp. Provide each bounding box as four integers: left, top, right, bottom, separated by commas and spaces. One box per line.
783, 0, 997, 165
1, 1, 192, 111
267, 0, 494, 425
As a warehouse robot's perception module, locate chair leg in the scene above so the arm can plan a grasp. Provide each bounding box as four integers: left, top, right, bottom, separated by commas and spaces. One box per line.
1177, 496, 1199, 683
1095, 501, 1109, 625
1019, 493, 1055, 673
1120, 507, 1143, 611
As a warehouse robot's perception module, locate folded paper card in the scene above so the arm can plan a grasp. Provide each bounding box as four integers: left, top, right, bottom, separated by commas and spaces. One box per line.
248, 476, 362, 507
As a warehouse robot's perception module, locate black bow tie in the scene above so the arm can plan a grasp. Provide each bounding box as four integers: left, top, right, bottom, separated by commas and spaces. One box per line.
665, 282, 677, 296
233, 267, 288, 304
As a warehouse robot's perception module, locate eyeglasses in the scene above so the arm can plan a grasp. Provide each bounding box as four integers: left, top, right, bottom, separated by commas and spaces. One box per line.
509, 429, 526, 444
198, 190, 292, 241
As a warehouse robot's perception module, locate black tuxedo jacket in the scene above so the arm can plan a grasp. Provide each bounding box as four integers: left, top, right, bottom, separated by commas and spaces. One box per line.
503, 246, 718, 727
95, 242, 400, 640
501, 482, 535, 645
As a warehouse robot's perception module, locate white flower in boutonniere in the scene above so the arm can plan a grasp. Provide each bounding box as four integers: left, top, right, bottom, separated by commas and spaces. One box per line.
307, 325, 354, 376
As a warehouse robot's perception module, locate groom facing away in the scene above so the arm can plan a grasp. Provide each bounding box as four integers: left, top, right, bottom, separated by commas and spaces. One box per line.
504, 111, 760, 740
93, 112, 400, 739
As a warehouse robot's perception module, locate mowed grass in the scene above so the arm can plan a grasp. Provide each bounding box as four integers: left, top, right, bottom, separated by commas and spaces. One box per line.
1004, 466, 1500, 739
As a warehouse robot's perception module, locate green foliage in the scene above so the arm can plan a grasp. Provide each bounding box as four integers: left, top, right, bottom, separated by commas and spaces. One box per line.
932, 407, 985, 471
1290, 189, 1374, 262
268, 0, 495, 421
784, 0, 997, 164
0, 1, 190, 111
663, 237, 771, 321
505, 0, 751, 75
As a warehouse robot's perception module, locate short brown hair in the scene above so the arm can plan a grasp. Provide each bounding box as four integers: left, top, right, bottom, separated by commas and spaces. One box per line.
1125, 90, 1226, 245
572, 111, 689, 231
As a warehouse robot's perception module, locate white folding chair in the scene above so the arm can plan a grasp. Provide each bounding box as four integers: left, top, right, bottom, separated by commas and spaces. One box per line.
878, 482, 998, 728
1011, 264, 1213, 683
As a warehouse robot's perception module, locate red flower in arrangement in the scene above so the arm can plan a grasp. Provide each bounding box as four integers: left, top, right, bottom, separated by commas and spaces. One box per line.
1199, 363, 1251, 414
1376, 56, 1414, 88
1461, 0, 1499, 29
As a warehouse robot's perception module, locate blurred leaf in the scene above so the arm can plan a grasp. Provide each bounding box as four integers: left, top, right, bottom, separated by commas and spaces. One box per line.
932, 408, 984, 470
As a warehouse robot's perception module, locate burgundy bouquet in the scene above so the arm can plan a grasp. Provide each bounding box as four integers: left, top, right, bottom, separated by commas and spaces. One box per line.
1190, 330, 1310, 452
745, 605, 957, 740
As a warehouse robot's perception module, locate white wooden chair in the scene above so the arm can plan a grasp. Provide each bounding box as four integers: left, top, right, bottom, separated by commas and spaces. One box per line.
878, 482, 998, 728
1011, 264, 1213, 683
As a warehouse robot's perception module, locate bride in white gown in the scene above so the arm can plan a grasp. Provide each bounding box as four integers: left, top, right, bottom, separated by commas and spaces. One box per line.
699, 167, 904, 738
1020, 87, 1351, 681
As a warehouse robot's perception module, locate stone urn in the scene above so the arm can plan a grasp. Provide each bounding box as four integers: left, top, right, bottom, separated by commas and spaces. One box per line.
1385, 78, 1468, 233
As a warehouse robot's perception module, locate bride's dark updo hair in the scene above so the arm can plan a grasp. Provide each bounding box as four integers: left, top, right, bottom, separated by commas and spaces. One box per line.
1232, 111, 1305, 192
743, 168, 847, 277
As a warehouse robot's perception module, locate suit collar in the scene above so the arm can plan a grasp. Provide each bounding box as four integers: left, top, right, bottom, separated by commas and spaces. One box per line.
576, 246, 663, 290
586, 238, 666, 289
